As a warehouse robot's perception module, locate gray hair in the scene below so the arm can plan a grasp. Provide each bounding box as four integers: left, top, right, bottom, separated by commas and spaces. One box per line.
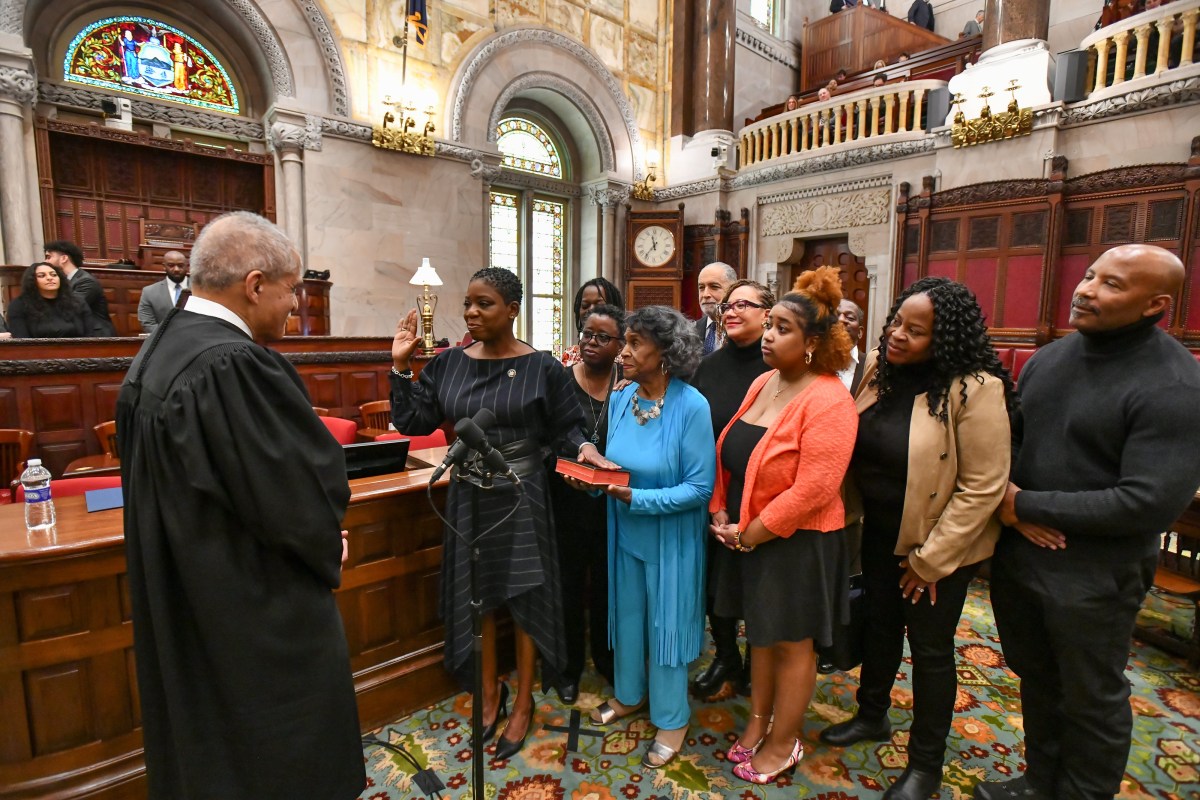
190, 211, 299, 291
840, 299, 865, 322
704, 261, 738, 284
626, 305, 702, 380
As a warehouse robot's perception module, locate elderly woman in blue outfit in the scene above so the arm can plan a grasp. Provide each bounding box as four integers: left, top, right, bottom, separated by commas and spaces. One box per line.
565, 305, 715, 769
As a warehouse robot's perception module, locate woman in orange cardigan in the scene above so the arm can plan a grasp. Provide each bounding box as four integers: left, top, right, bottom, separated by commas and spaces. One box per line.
708, 267, 858, 784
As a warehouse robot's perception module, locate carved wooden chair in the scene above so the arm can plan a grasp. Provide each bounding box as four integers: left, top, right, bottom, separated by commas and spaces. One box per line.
94, 421, 119, 458
359, 400, 392, 431
0, 428, 34, 504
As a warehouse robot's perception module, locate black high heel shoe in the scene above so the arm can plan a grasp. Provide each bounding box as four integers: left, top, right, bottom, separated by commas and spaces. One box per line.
494, 698, 533, 760
475, 682, 509, 746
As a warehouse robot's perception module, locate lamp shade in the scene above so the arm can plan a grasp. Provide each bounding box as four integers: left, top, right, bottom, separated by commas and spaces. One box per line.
410, 258, 443, 286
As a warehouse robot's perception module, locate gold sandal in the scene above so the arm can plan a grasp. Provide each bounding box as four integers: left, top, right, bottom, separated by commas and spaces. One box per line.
589, 698, 645, 725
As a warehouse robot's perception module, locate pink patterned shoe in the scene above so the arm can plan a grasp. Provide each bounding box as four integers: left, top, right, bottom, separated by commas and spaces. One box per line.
726, 738, 762, 764
732, 738, 803, 784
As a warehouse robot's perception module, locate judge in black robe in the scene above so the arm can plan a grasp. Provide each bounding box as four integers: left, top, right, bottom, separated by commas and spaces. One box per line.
116, 211, 364, 800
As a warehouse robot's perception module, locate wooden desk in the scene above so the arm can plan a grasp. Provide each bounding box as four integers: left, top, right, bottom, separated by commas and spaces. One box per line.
357, 426, 389, 442
63, 455, 121, 477
0, 448, 471, 800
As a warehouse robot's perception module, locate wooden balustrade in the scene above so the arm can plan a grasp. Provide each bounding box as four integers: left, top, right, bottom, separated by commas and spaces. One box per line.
1082, 0, 1199, 97
737, 80, 945, 169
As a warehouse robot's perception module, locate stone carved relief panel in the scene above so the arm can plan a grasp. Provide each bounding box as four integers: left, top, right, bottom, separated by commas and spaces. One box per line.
760, 188, 891, 237
589, 14, 624, 72
627, 32, 657, 84
546, 0, 586, 39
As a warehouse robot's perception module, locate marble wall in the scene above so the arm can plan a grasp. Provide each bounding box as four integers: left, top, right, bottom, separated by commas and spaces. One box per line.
303, 137, 485, 341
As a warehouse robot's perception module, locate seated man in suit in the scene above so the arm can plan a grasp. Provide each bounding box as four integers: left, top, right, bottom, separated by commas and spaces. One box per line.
138, 250, 190, 334
44, 239, 116, 337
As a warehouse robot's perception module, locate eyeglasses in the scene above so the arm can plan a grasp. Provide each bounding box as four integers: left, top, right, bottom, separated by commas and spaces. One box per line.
579, 331, 622, 345
717, 299, 769, 315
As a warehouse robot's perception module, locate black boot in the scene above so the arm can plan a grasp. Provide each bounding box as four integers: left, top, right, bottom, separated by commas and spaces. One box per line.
691, 614, 741, 698
818, 714, 892, 746
882, 766, 942, 800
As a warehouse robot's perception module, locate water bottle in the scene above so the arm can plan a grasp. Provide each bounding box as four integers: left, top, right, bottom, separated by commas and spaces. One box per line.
21, 458, 55, 532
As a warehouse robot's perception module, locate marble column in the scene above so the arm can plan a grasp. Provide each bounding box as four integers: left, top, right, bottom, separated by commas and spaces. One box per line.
0, 66, 37, 265
268, 117, 321, 262
983, 0, 1051, 50
588, 185, 630, 285
690, 0, 735, 134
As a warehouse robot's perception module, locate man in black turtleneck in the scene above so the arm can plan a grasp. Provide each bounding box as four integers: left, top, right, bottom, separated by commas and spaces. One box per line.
975, 245, 1200, 800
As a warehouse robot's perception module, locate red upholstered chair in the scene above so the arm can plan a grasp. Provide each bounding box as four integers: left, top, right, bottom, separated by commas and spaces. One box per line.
376, 429, 448, 450
1012, 349, 1036, 382
14, 475, 123, 503
993, 348, 1015, 374
319, 416, 358, 445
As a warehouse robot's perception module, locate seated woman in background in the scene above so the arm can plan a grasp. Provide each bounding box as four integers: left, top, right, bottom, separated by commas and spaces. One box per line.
6, 262, 92, 338
709, 267, 858, 784
819, 277, 1014, 800
571, 305, 715, 770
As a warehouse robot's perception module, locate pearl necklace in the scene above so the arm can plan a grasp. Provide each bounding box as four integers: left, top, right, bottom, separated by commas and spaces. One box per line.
630, 389, 665, 425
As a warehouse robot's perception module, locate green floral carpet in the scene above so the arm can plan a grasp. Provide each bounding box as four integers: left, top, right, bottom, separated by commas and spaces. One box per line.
358, 580, 1200, 800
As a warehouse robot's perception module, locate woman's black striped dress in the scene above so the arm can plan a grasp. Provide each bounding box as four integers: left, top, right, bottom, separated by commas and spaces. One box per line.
390, 344, 586, 683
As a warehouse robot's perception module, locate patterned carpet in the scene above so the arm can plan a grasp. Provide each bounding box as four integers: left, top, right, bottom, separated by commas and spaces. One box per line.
357, 580, 1200, 800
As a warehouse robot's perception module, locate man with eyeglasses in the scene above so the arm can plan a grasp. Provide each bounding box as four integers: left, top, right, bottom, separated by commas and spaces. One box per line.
694, 262, 738, 355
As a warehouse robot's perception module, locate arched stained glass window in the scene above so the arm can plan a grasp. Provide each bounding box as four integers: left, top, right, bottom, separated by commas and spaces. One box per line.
64, 16, 239, 114
496, 118, 562, 179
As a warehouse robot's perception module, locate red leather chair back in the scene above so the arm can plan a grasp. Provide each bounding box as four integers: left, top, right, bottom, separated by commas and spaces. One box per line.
319, 416, 358, 446
376, 430, 448, 450
14, 476, 123, 503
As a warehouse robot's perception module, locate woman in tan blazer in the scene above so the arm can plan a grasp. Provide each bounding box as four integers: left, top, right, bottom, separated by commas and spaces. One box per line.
818, 277, 1016, 800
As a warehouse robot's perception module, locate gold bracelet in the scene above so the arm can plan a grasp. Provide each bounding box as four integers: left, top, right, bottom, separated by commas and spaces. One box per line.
733, 529, 755, 553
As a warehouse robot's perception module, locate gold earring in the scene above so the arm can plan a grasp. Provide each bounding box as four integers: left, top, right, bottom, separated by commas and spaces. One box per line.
805, 351, 813, 365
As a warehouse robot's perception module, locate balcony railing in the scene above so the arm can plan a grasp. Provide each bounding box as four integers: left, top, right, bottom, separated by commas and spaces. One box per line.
1081, 0, 1199, 99
737, 80, 946, 169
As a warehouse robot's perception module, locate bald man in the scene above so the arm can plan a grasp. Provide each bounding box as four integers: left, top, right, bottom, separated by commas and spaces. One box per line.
976, 245, 1200, 800
137, 250, 190, 334
694, 262, 737, 356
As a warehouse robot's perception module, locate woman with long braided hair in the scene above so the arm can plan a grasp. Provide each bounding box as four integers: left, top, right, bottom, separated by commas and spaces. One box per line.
819, 277, 1016, 800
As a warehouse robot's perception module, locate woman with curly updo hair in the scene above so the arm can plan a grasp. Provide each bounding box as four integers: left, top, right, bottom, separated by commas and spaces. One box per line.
819, 276, 1014, 800
709, 266, 858, 784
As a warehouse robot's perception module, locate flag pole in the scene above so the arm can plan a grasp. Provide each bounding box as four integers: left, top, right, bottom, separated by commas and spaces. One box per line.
401, 14, 410, 86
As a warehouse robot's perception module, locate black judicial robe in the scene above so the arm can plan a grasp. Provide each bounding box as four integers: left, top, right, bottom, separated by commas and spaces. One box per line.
116, 310, 364, 800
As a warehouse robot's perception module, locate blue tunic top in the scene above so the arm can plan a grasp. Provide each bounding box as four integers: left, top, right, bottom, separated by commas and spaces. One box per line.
605, 378, 716, 666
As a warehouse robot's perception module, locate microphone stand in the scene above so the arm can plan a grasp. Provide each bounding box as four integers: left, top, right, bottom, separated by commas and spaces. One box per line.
427, 458, 524, 800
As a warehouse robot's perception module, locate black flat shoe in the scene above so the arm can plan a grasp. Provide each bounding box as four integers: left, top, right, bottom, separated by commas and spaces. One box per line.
474, 682, 509, 746
818, 714, 891, 746
557, 682, 579, 705
817, 658, 837, 674
883, 766, 942, 800
973, 776, 1051, 800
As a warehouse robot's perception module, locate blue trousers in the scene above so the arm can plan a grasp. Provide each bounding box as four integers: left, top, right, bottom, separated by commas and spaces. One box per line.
613, 547, 691, 730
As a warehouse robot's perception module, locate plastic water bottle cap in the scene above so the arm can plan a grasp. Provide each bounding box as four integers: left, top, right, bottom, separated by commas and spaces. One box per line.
27, 458, 41, 466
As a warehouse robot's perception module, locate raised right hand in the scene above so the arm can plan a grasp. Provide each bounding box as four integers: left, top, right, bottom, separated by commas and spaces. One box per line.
391, 309, 420, 369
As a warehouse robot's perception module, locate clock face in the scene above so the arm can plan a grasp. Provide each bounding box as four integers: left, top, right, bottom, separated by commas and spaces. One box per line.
633, 225, 676, 267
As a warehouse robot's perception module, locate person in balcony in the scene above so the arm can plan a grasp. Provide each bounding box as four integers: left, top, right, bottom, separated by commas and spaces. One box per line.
907, 0, 935, 31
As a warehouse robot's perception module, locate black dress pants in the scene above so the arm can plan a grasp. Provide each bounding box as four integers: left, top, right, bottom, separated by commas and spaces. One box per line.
553, 520, 613, 686
990, 535, 1156, 800
856, 516, 980, 771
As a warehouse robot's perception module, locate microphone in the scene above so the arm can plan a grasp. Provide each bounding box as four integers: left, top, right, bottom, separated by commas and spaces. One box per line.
456, 409, 519, 484
429, 409, 491, 483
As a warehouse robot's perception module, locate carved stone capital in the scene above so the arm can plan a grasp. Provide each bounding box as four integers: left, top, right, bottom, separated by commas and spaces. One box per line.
587, 184, 631, 208
0, 66, 37, 106
270, 118, 322, 152
469, 158, 503, 185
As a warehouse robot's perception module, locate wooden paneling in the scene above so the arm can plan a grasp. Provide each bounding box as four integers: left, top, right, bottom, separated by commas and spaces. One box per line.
0, 458, 471, 800
802, 5, 950, 89
894, 147, 1200, 350
680, 208, 751, 319
0, 336, 395, 477
35, 118, 274, 267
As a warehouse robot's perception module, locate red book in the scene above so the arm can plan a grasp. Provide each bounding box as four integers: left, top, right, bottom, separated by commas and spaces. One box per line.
555, 458, 630, 487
